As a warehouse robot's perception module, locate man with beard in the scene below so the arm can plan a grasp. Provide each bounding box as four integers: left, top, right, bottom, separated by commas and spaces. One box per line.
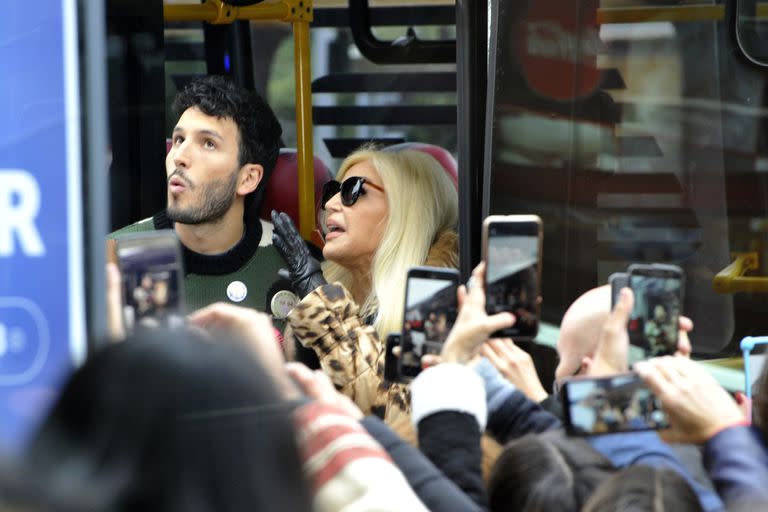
109, 76, 286, 315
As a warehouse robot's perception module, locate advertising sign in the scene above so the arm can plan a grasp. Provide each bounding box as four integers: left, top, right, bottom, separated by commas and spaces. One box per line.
0, 0, 84, 452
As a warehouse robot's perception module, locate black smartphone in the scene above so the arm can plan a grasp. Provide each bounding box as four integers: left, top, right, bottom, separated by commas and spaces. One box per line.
608, 272, 628, 310
115, 230, 186, 334
384, 333, 401, 383
627, 263, 684, 357
482, 215, 543, 340
398, 266, 460, 380
560, 372, 669, 436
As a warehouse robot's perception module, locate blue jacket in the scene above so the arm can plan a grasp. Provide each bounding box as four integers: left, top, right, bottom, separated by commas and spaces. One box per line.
475, 358, 561, 443
703, 425, 768, 508
589, 431, 724, 511
475, 359, 727, 511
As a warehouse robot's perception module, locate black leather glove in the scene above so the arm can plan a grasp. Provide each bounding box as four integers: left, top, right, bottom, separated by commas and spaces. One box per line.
271, 210, 327, 299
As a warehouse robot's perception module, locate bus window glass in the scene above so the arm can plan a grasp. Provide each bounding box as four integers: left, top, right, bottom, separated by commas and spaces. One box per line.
485, 0, 768, 354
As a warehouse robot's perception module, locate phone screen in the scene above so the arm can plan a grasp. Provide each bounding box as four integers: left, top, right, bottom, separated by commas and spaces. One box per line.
628, 266, 683, 357
116, 231, 186, 334
485, 219, 541, 339
561, 373, 668, 436
399, 268, 459, 379
384, 333, 401, 383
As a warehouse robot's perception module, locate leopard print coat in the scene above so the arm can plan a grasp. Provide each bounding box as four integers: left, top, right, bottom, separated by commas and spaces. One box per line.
287, 231, 458, 427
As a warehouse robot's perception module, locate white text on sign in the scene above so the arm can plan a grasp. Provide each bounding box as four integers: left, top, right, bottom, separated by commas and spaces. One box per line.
0, 170, 45, 257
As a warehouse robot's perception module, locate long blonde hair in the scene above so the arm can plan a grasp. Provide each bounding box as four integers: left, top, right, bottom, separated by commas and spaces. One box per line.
322, 147, 459, 339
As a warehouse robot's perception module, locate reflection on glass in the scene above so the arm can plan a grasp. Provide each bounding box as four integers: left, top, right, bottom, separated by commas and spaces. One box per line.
485, 0, 768, 354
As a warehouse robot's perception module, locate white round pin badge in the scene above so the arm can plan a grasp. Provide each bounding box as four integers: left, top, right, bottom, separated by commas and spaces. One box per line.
271, 289, 299, 319
226, 281, 248, 303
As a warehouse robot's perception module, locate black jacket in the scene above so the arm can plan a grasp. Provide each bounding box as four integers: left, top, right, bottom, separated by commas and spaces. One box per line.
362, 416, 484, 512
487, 388, 561, 444
418, 411, 488, 510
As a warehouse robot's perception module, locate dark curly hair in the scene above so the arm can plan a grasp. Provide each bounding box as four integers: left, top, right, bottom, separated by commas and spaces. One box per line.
172, 75, 282, 209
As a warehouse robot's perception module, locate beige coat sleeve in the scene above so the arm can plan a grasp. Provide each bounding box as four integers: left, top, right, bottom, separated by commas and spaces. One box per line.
287, 283, 409, 422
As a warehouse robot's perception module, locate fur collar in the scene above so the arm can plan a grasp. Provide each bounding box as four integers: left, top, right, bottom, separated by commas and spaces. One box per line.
424, 230, 459, 269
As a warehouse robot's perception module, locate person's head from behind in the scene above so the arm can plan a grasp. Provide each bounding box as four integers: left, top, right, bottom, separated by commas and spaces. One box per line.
488, 433, 615, 512
25, 329, 310, 512
583, 465, 703, 512
321, 146, 458, 337
555, 285, 612, 381
557, 286, 692, 386
166, 75, 282, 225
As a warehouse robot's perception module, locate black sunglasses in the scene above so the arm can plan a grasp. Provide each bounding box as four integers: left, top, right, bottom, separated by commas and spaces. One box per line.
321, 176, 385, 209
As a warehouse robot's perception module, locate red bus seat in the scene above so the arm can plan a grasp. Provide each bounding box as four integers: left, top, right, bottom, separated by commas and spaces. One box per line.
259, 148, 333, 225
383, 142, 458, 189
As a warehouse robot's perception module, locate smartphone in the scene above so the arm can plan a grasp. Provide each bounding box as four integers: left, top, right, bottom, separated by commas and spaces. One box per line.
384, 333, 401, 383
398, 266, 460, 380
560, 372, 669, 436
481, 215, 543, 340
115, 230, 186, 334
627, 263, 684, 357
608, 272, 628, 310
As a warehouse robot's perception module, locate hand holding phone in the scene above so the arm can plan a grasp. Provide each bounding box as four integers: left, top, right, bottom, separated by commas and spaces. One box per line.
635, 357, 745, 443
561, 372, 669, 436
627, 264, 684, 357
608, 272, 628, 310
115, 230, 186, 334
398, 266, 460, 380
482, 215, 543, 340
440, 262, 516, 364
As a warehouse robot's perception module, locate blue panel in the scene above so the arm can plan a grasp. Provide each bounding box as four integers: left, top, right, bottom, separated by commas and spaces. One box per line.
0, 0, 83, 453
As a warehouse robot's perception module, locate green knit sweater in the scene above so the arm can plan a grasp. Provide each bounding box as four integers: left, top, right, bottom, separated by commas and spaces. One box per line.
109, 210, 288, 316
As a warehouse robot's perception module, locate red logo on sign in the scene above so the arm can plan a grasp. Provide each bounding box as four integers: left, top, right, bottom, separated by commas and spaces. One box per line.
516, 0, 602, 101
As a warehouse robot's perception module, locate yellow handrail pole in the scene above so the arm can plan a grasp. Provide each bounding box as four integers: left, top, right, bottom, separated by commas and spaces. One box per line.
164, 2, 220, 23
598, 3, 768, 24
597, 5, 724, 24
163, 2, 219, 23
293, 17, 315, 239
239, 2, 291, 20
712, 252, 768, 293
164, 0, 291, 23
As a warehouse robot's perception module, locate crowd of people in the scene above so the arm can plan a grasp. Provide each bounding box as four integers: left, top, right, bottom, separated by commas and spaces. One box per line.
7, 76, 765, 510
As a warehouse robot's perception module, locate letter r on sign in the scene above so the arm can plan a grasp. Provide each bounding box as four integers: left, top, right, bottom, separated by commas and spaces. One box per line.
0, 170, 45, 257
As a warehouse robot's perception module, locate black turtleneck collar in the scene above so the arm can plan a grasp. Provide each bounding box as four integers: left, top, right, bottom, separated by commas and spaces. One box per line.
152, 210, 263, 276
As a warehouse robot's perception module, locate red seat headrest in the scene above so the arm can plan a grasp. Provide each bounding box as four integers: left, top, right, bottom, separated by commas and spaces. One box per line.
259, 148, 333, 227
384, 142, 458, 189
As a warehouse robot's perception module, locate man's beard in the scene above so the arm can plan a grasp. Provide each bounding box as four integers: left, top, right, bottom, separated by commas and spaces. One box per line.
167, 169, 240, 225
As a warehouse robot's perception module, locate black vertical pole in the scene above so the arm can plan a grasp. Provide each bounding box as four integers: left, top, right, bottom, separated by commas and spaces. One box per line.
80, 0, 109, 350
456, 0, 488, 282
107, 0, 166, 228
204, 20, 256, 90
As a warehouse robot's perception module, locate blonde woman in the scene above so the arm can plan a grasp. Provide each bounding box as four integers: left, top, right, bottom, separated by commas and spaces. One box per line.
271, 146, 458, 425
